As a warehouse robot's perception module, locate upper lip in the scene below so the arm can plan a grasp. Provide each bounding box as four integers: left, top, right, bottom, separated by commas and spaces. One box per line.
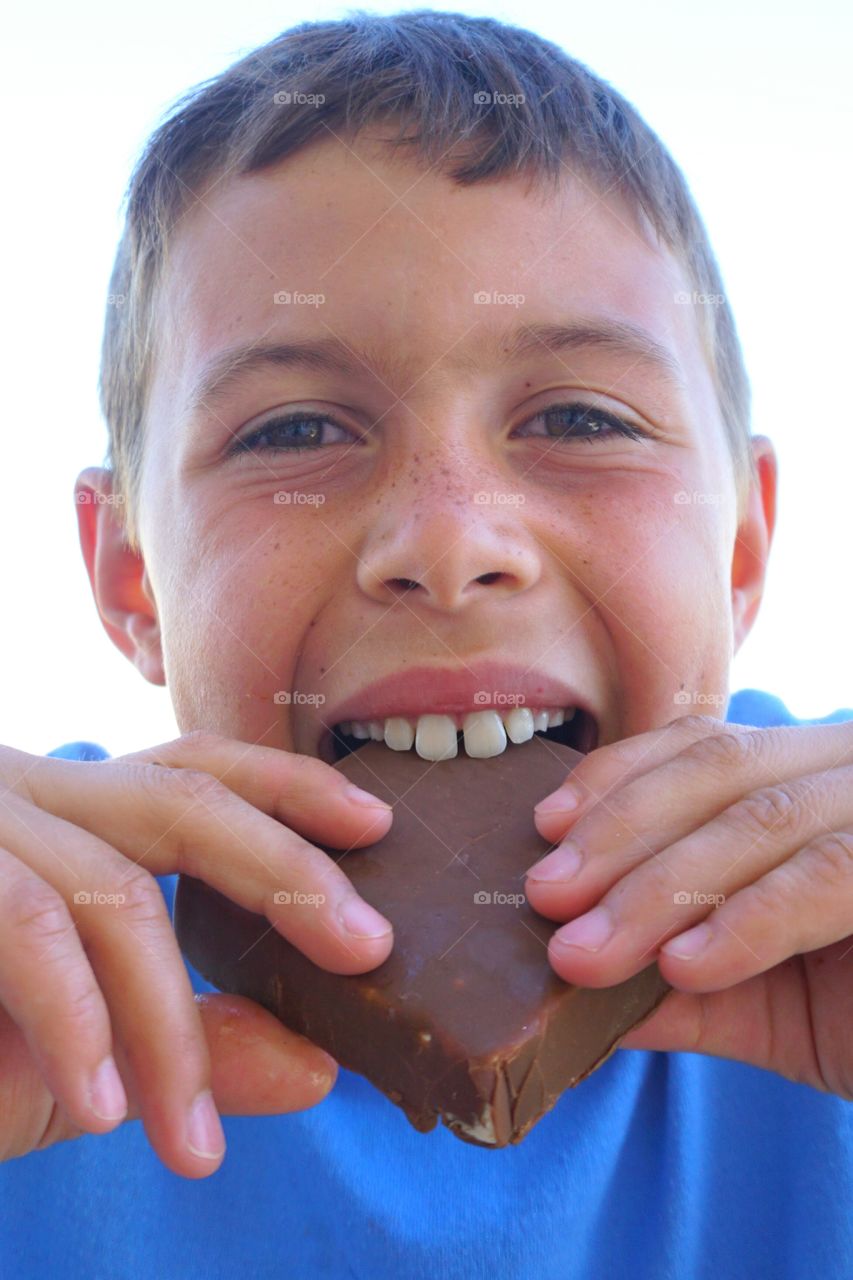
317, 662, 598, 752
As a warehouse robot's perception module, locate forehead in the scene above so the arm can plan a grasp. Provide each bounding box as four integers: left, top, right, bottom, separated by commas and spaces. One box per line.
150, 132, 710, 416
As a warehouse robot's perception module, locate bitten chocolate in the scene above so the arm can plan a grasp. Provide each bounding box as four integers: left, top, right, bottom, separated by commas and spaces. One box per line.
174, 735, 670, 1147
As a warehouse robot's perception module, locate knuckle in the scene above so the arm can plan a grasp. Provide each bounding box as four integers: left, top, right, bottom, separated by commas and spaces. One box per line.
174, 767, 232, 809
730, 784, 804, 842
679, 728, 757, 776
745, 866, 799, 917
112, 867, 166, 924
4, 877, 70, 943
801, 831, 853, 889
47, 974, 106, 1039
670, 713, 724, 738
140, 763, 231, 814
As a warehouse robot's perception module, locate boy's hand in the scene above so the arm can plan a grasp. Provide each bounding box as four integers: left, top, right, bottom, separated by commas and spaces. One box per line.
0, 731, 395, 1177
526, 715, 853, 1100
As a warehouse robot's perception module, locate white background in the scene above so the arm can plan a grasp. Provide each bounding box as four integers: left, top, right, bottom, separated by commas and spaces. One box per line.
2, 0, 851, 757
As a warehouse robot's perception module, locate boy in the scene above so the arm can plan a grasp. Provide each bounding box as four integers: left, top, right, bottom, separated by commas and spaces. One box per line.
1, 9, 851, 1277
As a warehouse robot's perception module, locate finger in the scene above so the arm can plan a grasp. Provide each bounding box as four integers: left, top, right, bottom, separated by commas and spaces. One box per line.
618, 940, 853, 1100
533, 713, 747, 843
0, 816, 227, 1179
0, 993, 336, 1165
196, 993, 337, 1114
19, 731, 392, 852
0, 845, 129, 1141
526, 720, 853, 915
15, 750, 394, 973
656, 831, 853, 990
541, 764, 853, 989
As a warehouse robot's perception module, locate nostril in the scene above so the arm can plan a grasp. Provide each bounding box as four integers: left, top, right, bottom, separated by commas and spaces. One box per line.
389, 578, 420, 592
476, 572, 503, 585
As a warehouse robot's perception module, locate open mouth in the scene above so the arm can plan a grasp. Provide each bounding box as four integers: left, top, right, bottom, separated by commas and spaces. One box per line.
320, 705, 598, 765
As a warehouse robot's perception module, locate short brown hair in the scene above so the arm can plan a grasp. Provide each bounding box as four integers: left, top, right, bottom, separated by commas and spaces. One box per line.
100, 9, 755, 551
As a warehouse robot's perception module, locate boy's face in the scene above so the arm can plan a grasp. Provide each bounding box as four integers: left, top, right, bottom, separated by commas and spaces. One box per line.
79, 130, 775, 760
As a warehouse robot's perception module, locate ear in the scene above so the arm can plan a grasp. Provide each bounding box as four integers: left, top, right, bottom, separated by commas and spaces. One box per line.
74, 467, 165, 685
731, 435, 778, 654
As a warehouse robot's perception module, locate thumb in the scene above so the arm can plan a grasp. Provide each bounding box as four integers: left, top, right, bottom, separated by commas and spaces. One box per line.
0, 993, 337, 1163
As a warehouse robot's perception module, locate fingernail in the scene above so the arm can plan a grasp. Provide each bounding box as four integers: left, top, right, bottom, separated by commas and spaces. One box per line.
553, 906, 614, 952
88, 1055, 128, 1121
661, 923, 713, 959
344, 783, 391, 810
187, 1089, 226, 1159
309, 1050, 339, 1091
338, 896, 392, 939
535, 785, 581, 817
526, 841, 583, 883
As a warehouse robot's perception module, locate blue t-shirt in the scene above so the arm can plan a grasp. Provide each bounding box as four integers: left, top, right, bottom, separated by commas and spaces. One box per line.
2, 689, 852, 1279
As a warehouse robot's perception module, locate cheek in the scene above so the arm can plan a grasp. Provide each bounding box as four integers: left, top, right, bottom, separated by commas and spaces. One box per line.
562, 480, 734, 721
147, 499, 345, 734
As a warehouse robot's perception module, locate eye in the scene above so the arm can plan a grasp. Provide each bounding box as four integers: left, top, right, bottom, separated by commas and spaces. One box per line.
514, 401, 647, 444
229, 411, 358, 455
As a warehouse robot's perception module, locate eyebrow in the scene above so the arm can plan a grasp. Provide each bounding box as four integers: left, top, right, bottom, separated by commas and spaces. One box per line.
184, 317, 686, 422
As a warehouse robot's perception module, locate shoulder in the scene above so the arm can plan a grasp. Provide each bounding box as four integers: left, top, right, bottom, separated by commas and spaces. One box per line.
726, 687, 853, 729
46, 741, 112, 761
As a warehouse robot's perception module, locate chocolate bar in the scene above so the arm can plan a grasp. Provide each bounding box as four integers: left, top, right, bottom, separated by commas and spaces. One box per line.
174, 735, 670, 1146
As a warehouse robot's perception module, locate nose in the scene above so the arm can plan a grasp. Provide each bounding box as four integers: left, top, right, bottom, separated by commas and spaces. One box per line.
356, 503, 542, 612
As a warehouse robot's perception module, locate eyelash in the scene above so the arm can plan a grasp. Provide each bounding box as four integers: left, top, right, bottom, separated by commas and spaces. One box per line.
228, 401, 647, 455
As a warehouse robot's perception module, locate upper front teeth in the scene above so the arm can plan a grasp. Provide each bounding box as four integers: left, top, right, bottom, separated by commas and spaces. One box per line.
337, 706, 576, 762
